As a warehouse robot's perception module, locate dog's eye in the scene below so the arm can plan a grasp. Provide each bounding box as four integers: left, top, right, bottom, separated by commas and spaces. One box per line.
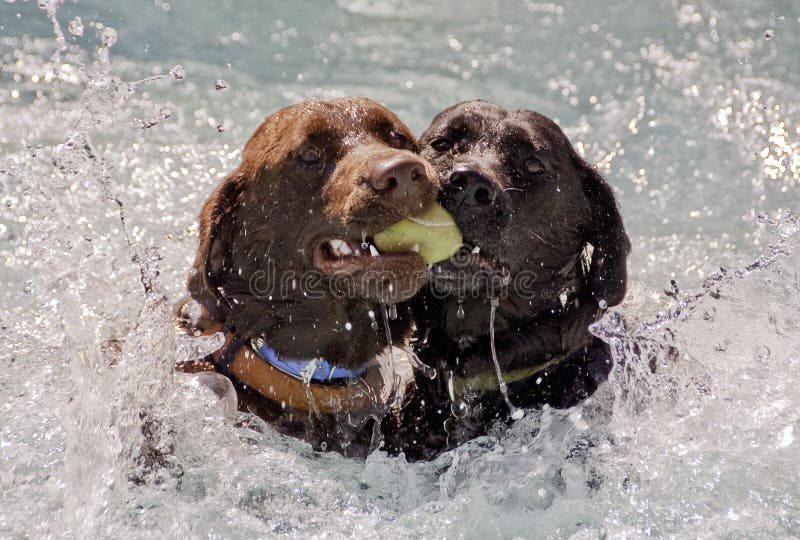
388, 131, 410, 149
525, 156, 546, 175
299, 145, 321, 163
430, 137, 453, 152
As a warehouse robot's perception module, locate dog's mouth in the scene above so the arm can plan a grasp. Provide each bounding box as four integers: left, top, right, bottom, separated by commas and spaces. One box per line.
428, 241, 511, 298
438, 240, 500, 270
312, 237, 427, 303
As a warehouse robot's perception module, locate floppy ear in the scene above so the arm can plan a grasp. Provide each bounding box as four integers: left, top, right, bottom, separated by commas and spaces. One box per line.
183, 170, 246, 330
574, 157, 631, 307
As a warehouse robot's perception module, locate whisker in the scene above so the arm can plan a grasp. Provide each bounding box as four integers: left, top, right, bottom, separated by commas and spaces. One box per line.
510, 224, 556, 249
220, 280, 303, 305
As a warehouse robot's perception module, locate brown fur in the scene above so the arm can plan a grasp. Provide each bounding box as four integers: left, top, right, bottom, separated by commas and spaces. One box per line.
177, 97, 440, 455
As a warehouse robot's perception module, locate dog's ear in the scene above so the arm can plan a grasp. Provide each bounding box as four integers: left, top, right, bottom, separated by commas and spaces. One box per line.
183, 170, 246, 330
574, 156, 631, 307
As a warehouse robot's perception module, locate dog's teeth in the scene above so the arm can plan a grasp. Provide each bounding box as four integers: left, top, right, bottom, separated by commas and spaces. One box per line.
410, 243, 420, 253
471, 246, 481, 254
354, 248, 362, 257
326, 240, 339, 257
369, 244, 379, 257
328, 239, 351, 257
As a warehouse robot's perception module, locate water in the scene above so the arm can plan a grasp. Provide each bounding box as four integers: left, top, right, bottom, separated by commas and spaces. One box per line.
1, 0, 799, 536
380, 302, 399, 403
488, 296, 524, 420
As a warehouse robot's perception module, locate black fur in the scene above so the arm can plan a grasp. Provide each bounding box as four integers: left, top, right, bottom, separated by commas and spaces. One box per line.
383, 101, 630, 460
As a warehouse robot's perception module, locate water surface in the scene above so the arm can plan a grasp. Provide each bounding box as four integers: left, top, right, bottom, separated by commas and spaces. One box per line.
1, 0, 799, 537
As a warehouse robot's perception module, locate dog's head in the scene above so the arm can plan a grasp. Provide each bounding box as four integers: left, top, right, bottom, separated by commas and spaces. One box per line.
182, 97, 439, 366
419, 100, 630, 317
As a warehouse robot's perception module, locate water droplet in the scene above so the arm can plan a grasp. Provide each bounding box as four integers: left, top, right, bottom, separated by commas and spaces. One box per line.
407, 349, 436, 380
344, 321, 352, 331
299, 359, 319, 386
380, 304, 399, 401
100, 27, 118, 47
320, 441, 327, 451
370, 320, 379, 331
214, 79, 229, 91
488, 297, 519, 418
159, 106, 172, 119
764, 29, 775, 40
598, 298, 608, 309
169, 65, 186, 81
388, 304, 397, 320
134, 117, 158, 129
456, 302, 465, 319
68, 16, 84, 37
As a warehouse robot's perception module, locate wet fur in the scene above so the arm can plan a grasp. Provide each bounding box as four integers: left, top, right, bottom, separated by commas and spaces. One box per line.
182, 97, 437, 367
177, 97, 440, 455
383, 101, 630, 460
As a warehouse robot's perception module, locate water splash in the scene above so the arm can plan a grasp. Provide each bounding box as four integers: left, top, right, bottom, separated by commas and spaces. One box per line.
379, 303, 398, 401
403, 347, 437, 380
3, 6, 214, 536
488, 298, 524, 420
591, 212, 800, 478
300, 359, 322, 417
67, 16, 84, 37
37, 0, 66, 61
3, 1, 800, 537
169, 64, 186, 81
368, 309, 378, 331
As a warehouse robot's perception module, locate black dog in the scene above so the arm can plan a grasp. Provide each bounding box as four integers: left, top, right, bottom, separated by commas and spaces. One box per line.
383, 100, 630, 460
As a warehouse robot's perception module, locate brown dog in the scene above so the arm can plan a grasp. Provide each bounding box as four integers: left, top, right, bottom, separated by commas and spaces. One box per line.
176, 97, 439, 456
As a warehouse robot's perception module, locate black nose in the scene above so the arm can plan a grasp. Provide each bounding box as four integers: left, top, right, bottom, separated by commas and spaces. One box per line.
369, 156, 426, 199
449, 167, 498, 206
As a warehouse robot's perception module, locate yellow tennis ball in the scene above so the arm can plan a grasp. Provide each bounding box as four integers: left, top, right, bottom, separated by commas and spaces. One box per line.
374, 202, 463, 264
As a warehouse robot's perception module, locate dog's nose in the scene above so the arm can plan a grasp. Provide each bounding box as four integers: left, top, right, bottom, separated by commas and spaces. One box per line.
370, 156, 426, 199
449, 167, 498, 206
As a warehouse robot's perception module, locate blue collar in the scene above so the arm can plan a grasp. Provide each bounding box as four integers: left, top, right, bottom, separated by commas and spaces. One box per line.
251, 338, 368, 383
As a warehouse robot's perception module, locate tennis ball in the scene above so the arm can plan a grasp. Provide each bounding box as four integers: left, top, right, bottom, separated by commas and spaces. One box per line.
374, 202, 463, 264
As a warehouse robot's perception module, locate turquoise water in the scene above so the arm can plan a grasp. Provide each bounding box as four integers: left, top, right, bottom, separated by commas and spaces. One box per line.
1, 1, 799, 537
